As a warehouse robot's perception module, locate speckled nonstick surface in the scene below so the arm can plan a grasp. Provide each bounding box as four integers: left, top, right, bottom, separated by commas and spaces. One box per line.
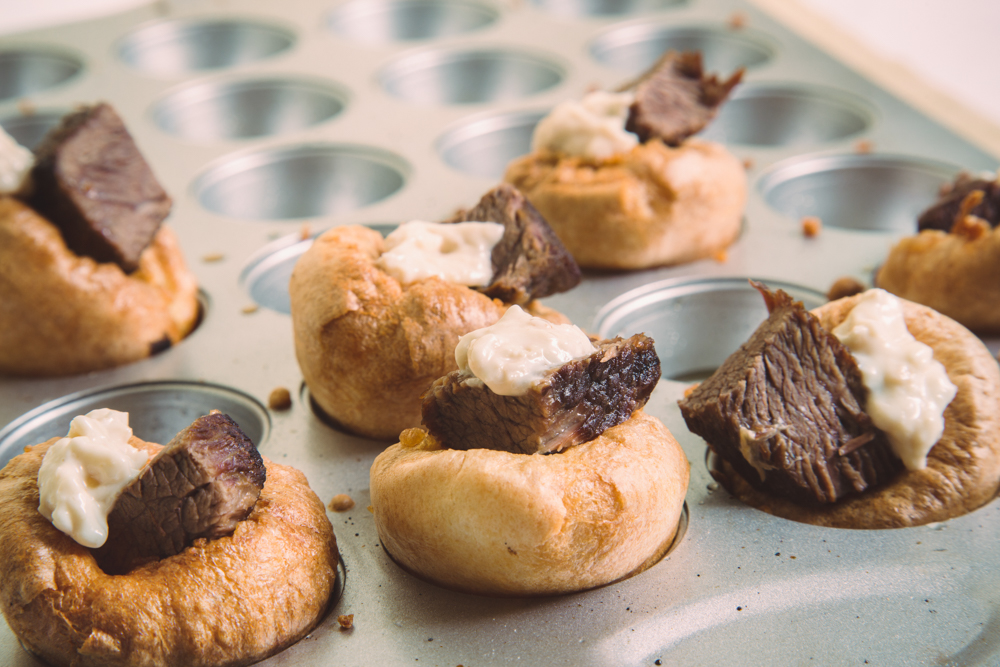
1, 0, 998, 665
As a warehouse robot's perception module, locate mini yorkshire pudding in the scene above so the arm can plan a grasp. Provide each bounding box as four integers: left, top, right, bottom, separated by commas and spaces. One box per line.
290, 185, 580, 440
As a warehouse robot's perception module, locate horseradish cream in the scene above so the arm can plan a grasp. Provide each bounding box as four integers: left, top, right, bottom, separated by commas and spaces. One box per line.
376, 220, 504, 286
37, 409, 149, 548
0, 125, 32, 194
832, 289, 957, 470
455, 305, 596, 396
532, 90, 638, 160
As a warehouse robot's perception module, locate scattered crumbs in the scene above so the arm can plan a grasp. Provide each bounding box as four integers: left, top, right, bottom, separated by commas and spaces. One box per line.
727, 11, 747, 29
712, 248, 728, 263
916, 541, 922, 545
268, 387, 292, 411
427, 638, 434, 642
202, 252, 225, 263
707, 482, 719, 492
826, 276, 866, 301
683, 383, 700, 398
736, 606, 743, 611
241, 304, 259, 315
337, 614, 354, 630
789, 555, 796, 559
16, 99, 36, 116
655, 661, 663, 666
854, 139, 873, 154
329, 493, 356, 512
742, 157, 754, 170
801, 215, 822, 238
775, 552, 780, 557
300, 223, 312, 241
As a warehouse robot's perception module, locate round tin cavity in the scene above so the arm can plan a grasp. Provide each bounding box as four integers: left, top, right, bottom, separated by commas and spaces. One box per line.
152, 77, 347, 141
242, 223, 397, 314
0, 381, 270, 470
590, 24, 774, 76
0, 109, 64, 149
595, 277, 827, 382
193, 144, 408, 220
0, 48, 83, 102
698, 84, 872, 147
759, 154, 958, 233
527, 0, 684, 17
379, 48, 564, 105
328, 0, 498, 43
117, 19, 295, 76
437, 109, 545, 179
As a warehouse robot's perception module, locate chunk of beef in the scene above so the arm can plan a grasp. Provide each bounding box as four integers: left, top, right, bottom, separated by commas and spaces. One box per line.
446, 184, 581, 305
27, 102, 172, 273
678, 283, 901, 504
917, 172, 1000, 232
95, 412, 266, 574
623, 51, 744, 146
422, 334, 660, 454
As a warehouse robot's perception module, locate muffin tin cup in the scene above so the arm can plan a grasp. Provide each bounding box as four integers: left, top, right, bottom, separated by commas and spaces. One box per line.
327, 0, 500, 44
0, 47, 83, 102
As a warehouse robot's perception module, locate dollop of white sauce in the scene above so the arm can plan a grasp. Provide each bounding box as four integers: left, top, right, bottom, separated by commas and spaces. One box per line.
531, 90, 638, 160
0, 125, 33, 194
37, 409, 149, 548
455, 305, 597, 396
832, 289, 957, 470
376, 220, 504, 286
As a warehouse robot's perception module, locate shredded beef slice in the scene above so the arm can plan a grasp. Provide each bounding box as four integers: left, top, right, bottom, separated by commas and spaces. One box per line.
624, 50, 744, 146
917, 172, 1000, 232
27, 102, 172, 273
95, 411, 266, 574
422, 334, 660, 454
446, 184, 581, 304
677, 283, 901, 504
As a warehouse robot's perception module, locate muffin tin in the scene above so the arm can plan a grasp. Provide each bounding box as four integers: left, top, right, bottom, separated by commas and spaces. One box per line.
1, 0, 999, 664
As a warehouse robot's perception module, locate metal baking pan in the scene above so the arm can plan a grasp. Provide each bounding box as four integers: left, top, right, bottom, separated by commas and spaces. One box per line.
1, 0, 998, 664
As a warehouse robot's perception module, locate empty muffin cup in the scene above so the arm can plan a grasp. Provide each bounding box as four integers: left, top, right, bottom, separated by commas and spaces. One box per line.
328, 0, 498, 43
528, 0, 684, 17
0, 48, 83, 102
698, 84, 872, 147
117, 18, 296, 75
241, 223, 397, 314
0, 109, 65, 149
437, 109, 545, 179
590, 24, 774, 76
594, 277, 827, 382
379, 47, 564, 105
0, 381, 271, 470
152, 76, 347, 141
193, 144, 408, 220
759, 154, 958, 233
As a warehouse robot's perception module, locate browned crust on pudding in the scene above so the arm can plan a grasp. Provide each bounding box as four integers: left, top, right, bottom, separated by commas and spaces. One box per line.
0, 197, 199, 376
714, 295, 1000, 529
876, 227, 1000, 334
369, 410, 690, 596
0, 437, 339, 667
289, 225, 569, 440
503, 139, 746, 270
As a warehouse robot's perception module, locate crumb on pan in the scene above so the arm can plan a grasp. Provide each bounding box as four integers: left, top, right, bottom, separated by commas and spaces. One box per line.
268, 387, 292, 411
328, 493, 355, 512
826, 276, 866, 302
801, 216, 822, 238
202, 252, 225, 263
338, 614, 354, 630
241, 304, 259, 315
300, 223, 311, 241
727, 11, 747, 29
854, 139, 873, 154
712, 249, 728, 263
742, 158, 754, 170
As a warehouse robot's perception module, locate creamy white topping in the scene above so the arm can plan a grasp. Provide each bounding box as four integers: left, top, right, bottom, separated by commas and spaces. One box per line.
0, 125, 33, 194
37, 409, 149, 548
832, 289, 957, 470
531, 90, 638, 160
376, 220, 504, 286
455, 305, 596, 396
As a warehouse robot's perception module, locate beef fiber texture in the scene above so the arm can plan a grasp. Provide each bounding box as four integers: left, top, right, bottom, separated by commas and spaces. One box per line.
678, 283, 901, 504
917, 172, 1000, 232
96, 412, 266, 574
447, 183, 581, 305
422, 333, 660, 454
27, 102, 172, 273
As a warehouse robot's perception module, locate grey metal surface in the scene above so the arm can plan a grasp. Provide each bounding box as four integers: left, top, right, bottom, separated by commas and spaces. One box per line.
0, 0, 998, 665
